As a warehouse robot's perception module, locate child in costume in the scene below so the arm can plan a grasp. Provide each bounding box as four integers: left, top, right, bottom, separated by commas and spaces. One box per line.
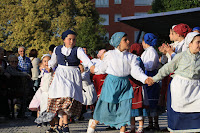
87, 32, 149, 133
140, 33, 161, 131
47, 29, 93, 133
128, 43, 148, 133
91, 49, 107, 98
79, 64, 97, 113
148, 33, 200, 133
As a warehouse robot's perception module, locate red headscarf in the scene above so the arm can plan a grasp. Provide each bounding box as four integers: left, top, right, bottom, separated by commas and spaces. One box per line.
173, 23, 192, 37
130, 43, 144, 57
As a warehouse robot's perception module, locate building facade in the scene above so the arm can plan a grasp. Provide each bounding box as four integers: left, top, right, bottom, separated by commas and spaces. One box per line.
91, 0, 153, 44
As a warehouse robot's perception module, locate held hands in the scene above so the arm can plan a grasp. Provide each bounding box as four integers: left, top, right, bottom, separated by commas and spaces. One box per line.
145, 77, 155, 86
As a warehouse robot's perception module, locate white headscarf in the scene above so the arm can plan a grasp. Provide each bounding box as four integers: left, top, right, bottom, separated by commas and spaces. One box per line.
182, 32, 200, 52
41, 54, 51, 61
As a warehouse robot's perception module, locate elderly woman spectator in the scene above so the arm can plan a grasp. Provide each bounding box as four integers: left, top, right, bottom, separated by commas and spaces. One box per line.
29, 49, 40, 91
6, 54, 32, 118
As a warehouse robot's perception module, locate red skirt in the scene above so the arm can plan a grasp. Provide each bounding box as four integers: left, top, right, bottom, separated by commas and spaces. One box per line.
129, 78, 143, 109
92, 74, 107, 98
159, 75, 172, 106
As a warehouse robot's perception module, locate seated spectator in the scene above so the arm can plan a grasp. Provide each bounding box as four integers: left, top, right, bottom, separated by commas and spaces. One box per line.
6, 54, 32, 118
6, 55, 30, 77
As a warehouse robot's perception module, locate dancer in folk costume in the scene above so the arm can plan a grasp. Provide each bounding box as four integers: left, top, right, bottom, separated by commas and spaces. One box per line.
148, 33, 200, 133
87, 32, 149, 133
47, 29, 94, 133
91, 49, 107, 98
79, 64, 97, 108
140, 33, 161, 131
158, 24, 192, 114
128, 43, 148, 133
163, 23, 192, 61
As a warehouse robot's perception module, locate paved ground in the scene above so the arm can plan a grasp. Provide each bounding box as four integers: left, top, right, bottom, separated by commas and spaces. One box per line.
0, 110, 169, 133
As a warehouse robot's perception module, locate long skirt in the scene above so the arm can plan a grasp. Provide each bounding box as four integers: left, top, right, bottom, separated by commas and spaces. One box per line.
93, 74, 133, 129
167, 77, 200, 132
145, 70, 161, 117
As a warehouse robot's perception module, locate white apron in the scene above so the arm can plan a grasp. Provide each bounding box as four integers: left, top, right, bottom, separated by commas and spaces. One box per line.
171, 75, 200, 112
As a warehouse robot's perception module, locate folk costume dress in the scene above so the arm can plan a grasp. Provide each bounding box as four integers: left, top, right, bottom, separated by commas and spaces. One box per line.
47, 45, 93, 118
153, 49, 200, 132
81, 66, 97, 105
129, 43, 148, 118
141, 46, 160, 117
91, 58, 107, 98
93, 48, 148, 129
34, 68, 55, 124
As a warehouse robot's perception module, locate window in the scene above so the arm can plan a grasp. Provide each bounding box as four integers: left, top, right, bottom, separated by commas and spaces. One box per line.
114, 0, 121, 4
134, 0, 153, 6
134, 12, 148, 16
99, 14, 109, 25
114, 14, 121, 22
95, 0, 109, 7
134, 31, 145, 43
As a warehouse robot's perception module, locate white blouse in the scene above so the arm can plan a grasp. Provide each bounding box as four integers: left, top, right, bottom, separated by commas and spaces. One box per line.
94, 48, 148, 84
48, 45, 93, 69
141, 46, 159, 71
169, 39, 185, 61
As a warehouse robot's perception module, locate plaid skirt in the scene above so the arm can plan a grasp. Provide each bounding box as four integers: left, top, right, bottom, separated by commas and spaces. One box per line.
47, 97, 82, 117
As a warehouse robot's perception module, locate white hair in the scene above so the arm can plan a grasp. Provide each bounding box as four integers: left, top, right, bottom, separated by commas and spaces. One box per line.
18, 46, 25, 52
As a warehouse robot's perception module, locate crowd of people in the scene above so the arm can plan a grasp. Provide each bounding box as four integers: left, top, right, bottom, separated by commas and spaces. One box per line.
0, 24, 200, 133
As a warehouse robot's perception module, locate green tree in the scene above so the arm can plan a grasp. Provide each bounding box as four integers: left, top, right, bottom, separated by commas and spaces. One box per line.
0, 0, 107, 57
149, 0, 200, 13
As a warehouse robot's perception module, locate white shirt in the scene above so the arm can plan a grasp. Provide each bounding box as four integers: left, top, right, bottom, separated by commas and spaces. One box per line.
141, 46, 159, 71
168, 40, 184, 62
94, 48, 148, 84
48, 46, 93, 69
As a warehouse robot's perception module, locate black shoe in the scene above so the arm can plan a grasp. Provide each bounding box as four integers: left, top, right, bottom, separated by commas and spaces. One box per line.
46, 128, 56, 133
63, 124, 69, 133
153, 125, 160, 131
37, 123, 42, 128
105, 126, 116, 130
144, 126, 154, 131
43, 122, 48, 127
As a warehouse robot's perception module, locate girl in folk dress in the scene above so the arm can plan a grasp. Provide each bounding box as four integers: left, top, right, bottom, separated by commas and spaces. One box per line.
29, 54, 57, 129
79, 64, 97, 108
140, 33, 161, 131
91, 49, 107, 99
87, 32, 149, 133
128, 43, 148, 133
148, 33, 200, 133
47, 30, 94, 133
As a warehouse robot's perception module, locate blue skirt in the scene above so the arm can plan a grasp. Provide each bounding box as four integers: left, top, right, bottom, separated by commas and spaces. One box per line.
93, 74, 133, 129
167, 81, 200, 132
131, 108, 148, 117
145, 70, 161, 116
